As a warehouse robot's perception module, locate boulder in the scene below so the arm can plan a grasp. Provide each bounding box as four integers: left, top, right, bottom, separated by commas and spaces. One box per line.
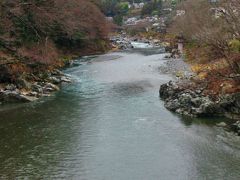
43, 83, 60, 93
159, 83, 170, 99
217, 122, 227, 127
18, 94, 38, 102
27, 91, 38, 97
160, 80, 240, 121
0, 90, 37, 102
31, 83, 43, 93
230, 121, 240, 135
60, 76, 72, 83
159, 81, 223, 117
165, 99, 181, 111
49, 76, 61, 84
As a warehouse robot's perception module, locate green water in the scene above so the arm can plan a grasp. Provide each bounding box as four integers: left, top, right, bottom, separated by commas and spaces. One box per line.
0, 49, 240, 179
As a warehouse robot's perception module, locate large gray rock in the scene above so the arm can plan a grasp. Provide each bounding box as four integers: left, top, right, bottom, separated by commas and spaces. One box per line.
217, 122, 227, 127
18, 94, 38, 102
160, 80, 240, 120
31, 83, 43, 93
159, 81, 225, 117
165, 99, 181, 111
0, 69, 72, 104
220, 93, 240, 118
49, 76, 61, 84
60, 76, 72, 83
159, 81, 182, 100
0, 90, 37, 102
43, 83, 60, 93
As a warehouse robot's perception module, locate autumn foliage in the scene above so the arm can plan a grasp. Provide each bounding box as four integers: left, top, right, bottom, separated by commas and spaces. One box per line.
0, 0, 110, 65
167, 0, 240, 95
169, 0, 240, 87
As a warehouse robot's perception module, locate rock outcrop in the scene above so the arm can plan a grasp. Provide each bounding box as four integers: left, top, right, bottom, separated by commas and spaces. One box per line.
0, 70, 72, 103
160, 81, 240, 119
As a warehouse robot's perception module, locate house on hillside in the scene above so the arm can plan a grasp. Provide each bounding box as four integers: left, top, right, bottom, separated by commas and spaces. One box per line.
124, 17, 138, 25
132, 2, 145, 9
106, 17, 113, 22
176, 10, 185, 16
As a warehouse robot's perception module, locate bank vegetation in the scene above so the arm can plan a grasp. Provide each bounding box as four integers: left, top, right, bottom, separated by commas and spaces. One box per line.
170, 0, 240, 95
0, 0, 111, 83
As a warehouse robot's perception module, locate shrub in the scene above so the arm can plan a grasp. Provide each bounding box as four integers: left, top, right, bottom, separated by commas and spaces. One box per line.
229, 39, 240, 53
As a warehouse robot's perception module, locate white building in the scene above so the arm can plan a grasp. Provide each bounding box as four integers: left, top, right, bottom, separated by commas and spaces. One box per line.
176, 10, 185, 16
132, 3, 145, 9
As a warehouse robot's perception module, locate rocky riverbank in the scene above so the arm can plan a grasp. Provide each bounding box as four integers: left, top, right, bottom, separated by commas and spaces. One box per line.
159, 58, 240, 135
0, 69, 71, 103
110, 32, 163, 50
110, 35, 134, 50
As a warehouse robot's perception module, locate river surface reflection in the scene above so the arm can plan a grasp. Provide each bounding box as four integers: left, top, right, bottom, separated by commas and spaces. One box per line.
0, 48, 240, 179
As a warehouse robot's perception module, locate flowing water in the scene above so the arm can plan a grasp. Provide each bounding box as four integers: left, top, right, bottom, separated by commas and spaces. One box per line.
0, 47, 240, 179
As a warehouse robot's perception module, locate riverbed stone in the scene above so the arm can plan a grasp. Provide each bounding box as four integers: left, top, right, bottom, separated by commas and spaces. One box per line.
49, 76, 61, 84
217, 122, 227, 127
0, 90, 37, 102
230, 121, 240, 135
0, 69, 71, 103
5, 84, 16, 91
160, 78, 240, 137
159, 81, 232, 117
31, 83, 43, 93
18, 94, 38, 102
61, 76, 72, 83
43, 83, 60, 92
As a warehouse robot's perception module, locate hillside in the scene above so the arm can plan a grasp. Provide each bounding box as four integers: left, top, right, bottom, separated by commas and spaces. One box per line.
0, 0, 110, 83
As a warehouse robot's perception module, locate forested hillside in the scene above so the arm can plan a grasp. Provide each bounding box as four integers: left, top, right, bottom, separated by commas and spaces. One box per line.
170, 0, 240, 94
0, 0, 110, 82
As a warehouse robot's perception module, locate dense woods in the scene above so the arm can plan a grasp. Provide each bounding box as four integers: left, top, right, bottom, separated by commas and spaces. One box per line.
0, 0, 110, 68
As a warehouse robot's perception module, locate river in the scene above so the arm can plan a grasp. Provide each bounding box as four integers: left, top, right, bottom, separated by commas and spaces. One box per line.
0, 46, 240, 179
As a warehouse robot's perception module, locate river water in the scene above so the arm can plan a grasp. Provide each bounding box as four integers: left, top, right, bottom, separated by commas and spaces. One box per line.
0, 47, 240, 179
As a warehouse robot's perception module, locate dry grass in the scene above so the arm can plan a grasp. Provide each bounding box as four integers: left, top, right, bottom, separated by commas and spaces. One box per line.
184, 45, 240, 96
